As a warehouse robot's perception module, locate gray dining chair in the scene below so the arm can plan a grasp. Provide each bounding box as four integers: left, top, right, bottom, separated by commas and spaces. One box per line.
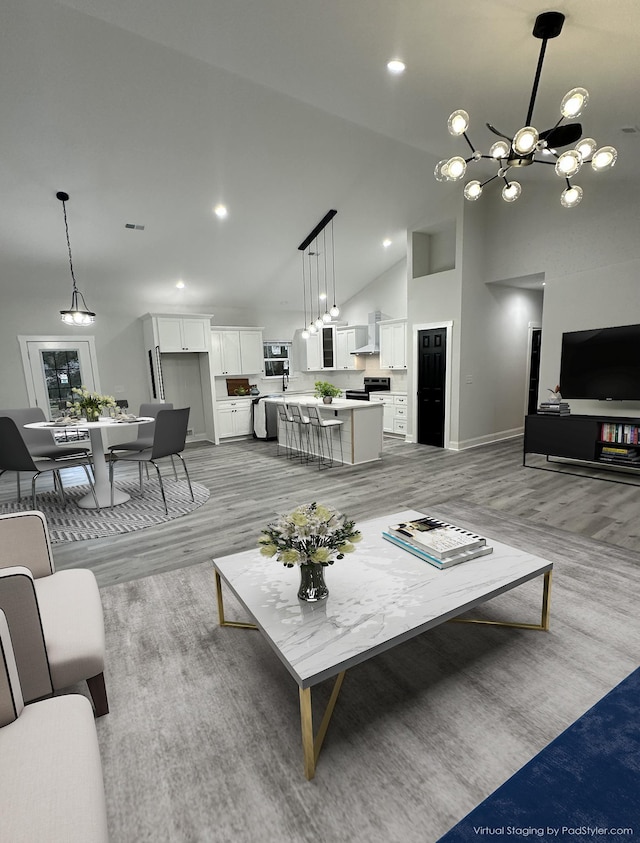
0, 416, 99, 510
108, 407, 194, 514
107, 402, 173, 454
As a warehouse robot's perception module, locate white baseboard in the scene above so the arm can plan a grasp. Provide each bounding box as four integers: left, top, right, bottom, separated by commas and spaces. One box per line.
448, 427, 524, 451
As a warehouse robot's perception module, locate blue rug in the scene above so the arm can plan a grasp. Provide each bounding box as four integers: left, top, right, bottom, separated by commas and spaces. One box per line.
438, 667, 640, 843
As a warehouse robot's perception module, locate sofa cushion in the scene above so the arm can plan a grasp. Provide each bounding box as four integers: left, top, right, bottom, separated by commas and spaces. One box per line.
35, 569, 105, 691
0, 693, 108, 842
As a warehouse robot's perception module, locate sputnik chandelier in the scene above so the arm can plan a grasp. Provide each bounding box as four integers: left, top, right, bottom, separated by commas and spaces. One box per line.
434, 11, 618, 208
298, 210, 339, 340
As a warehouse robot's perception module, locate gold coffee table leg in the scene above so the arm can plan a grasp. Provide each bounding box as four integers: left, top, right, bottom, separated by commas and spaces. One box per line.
299, 671, 346, 780
214, 571, 258, 630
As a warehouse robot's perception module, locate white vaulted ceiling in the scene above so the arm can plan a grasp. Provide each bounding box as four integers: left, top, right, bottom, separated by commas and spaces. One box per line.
1, 0, 639, 314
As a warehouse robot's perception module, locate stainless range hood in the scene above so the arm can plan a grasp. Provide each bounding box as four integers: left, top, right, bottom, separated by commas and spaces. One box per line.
351, 311, 382, 355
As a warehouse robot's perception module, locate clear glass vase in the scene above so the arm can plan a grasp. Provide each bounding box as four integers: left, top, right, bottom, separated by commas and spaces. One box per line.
298, 563, 329, 602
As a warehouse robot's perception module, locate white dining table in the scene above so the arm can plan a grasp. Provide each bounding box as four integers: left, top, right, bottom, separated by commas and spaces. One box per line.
25, 417, 153, 509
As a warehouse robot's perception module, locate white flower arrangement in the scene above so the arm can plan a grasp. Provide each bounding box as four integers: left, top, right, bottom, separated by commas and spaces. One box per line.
67, 386, 117, 420
258, 502, 361, 567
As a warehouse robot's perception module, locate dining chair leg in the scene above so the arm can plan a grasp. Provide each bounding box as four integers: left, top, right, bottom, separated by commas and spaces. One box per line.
109, 457, 115, 509
174, 453, 194, 501
31, 474, 38, 510
170, 455, 178, 481
151, 461, 168, 515
139, 462, 144, 492
54, 469, 67, 507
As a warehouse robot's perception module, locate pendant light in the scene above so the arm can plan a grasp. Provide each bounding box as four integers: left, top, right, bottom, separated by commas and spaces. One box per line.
57, 191, 95, 325
297, 210, 339, 337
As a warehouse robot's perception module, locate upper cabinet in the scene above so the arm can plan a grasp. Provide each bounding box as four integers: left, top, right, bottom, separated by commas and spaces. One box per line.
211, 327, 264, 376
146, 314, 212, 352
379, 320, 407, 369
294, 326, 336, 371
335, 326, 368, 370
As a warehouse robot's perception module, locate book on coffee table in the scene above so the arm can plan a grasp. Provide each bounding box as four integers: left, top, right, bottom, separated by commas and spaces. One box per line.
382, 530, 493, 569
387, 516, 487, 559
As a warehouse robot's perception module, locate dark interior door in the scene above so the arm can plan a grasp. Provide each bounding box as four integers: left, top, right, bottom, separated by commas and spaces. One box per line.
417, 328, 446, 447
527, 329, 542, 415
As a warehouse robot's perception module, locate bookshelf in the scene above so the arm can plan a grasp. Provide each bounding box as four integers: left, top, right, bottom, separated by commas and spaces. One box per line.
523, 414, 640, 484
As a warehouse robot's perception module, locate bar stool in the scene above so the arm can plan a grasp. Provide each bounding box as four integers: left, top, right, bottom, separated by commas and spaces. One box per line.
276, 402, 297, 458
289, 404, 312, 462
305, 405, 344, 469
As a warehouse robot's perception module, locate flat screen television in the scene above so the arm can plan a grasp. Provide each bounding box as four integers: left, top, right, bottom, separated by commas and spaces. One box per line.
559, 324, 640, 401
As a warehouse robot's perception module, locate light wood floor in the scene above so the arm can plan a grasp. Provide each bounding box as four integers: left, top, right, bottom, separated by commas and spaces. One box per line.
5, 433, 634, 587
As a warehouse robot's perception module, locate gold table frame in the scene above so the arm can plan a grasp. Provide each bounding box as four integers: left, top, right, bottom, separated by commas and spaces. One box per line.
214, 569, 552, 780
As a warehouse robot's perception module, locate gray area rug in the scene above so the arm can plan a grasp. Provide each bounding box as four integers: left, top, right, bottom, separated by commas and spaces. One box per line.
0, 481, 209, 543
92, 501, 640, 843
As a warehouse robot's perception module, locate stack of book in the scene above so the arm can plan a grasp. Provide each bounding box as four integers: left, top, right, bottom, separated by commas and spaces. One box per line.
538, 401, 571, 416
382, 516, 493, 569
599, 445, 640, 465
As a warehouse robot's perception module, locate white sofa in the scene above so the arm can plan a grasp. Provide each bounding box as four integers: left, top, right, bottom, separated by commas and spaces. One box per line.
0, 609, 109, 842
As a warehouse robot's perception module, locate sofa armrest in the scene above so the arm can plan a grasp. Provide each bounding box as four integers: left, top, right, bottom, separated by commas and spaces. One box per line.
0, 609, 24, 728
0, 567, 53, 702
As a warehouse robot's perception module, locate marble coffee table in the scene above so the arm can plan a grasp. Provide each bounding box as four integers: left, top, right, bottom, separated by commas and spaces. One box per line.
213, 509, 553, 779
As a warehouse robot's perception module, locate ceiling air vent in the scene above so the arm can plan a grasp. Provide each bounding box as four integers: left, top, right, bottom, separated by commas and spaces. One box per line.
125, 223, 145, 230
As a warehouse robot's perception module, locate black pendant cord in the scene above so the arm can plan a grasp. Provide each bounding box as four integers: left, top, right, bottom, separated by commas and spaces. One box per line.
60, 197, 79, 294
330, 218, 337, 310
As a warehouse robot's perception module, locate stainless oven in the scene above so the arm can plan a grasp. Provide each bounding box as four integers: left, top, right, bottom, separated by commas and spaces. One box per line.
345, 376, 391, 401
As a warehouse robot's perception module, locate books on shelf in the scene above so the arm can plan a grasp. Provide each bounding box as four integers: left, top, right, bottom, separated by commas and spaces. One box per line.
386, 516, 488, 559
382, 530, 494, 569
600, 444, 640, 464
600, 422, 640, 444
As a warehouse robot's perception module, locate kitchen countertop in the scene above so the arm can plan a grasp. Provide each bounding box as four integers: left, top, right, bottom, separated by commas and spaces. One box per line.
263, 395, 383, 410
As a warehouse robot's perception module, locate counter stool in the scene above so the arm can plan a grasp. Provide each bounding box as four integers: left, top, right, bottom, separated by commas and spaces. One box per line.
305, 405, 344, 469
289, 404, 312, 462
276, 403, 297, 459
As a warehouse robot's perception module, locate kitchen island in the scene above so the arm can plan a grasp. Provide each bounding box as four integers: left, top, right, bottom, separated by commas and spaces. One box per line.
263, 395, 383, 465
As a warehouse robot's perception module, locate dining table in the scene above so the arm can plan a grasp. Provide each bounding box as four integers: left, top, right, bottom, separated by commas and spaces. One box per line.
25, 417, 153, 509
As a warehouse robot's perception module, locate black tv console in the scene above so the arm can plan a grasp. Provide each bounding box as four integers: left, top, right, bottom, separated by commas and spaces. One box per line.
523, 413, 640, 485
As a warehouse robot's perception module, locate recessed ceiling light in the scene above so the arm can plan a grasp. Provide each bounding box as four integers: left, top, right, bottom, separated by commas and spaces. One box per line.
319, 292, 327, 301
176, 279, 185, 289
214, 204, 228, 219
382, 238, 392, 248
387, 60, 406, 75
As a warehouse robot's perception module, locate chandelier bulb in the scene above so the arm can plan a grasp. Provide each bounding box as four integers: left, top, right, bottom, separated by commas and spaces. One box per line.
561, 87, 589, 119
591, 146, 617, 172
445, 156, 467, 181
322, 311, 332, 323
555, 150, 583, 178
490, 141, 510, 160
575, 137, 597, 161
560, 185, 584, 208
502, 181, 522, 203
301, 328, 310, 340
513, 127, 539, 155
447, 110, 470, 136
463, 180, 483, 201
330, 304, 340, 318
309, 323, 317, 334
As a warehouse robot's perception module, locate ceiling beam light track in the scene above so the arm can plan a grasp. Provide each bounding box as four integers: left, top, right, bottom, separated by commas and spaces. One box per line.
434, 11, 617, 208
297, 210, 339, 340
57, 191, 95, 325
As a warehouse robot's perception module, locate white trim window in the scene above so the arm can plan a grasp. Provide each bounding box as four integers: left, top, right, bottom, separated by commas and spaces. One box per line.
263, 342, 291, 378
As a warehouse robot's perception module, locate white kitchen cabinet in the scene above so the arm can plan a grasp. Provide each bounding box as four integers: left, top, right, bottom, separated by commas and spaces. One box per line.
156, 316, 210, 352
217, 399, 253, 438
294, 326, 336, 371
210, 327, 264, 376
371, 392, 407, 435
141, 313, 216, 443
335, 326, 368, 370
379, 320, 407, 369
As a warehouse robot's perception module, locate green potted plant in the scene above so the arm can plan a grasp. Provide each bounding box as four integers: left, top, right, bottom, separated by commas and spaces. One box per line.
314, 381, 342, 404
